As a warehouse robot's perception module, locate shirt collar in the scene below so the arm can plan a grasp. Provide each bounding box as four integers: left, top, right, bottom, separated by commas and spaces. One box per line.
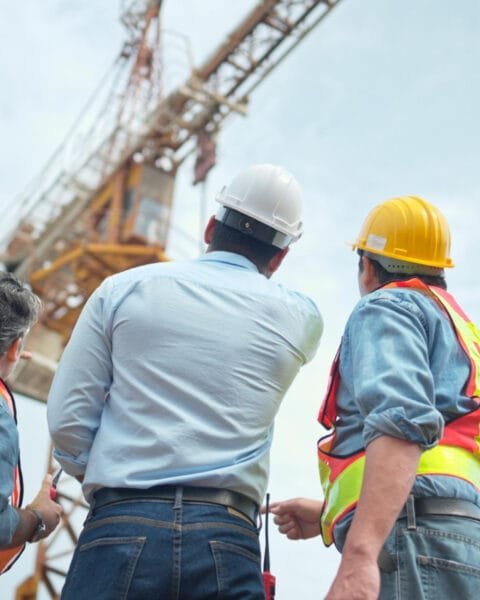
199, 251, 260, 273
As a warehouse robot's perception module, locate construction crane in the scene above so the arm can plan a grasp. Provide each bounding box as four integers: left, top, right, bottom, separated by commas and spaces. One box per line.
4, 1, 343, 597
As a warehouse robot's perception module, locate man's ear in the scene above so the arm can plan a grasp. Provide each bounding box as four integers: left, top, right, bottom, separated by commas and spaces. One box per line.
360, 256, 380, 294
204, 216, 217, 245
363, 256, 376, 281
267, 247, 289, 275
6, 338, 22, 363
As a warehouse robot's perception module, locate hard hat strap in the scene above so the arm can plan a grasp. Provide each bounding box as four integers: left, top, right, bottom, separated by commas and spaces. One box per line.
216, 207, 291, 249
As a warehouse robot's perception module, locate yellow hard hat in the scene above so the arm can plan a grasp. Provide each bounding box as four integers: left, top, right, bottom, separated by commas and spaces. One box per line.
352, 195, 454, 269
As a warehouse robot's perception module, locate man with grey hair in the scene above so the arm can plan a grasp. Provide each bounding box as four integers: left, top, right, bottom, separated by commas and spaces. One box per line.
0, 272, 62, 574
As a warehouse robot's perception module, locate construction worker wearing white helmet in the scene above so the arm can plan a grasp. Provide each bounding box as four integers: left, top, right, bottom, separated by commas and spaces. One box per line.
269, 195, 480, 599
48, 164, 323, 599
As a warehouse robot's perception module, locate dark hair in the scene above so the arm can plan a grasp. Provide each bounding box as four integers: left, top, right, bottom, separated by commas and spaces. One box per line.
0, 272, 41, 355
357, 250, 447, 289
208, 220, 281, 271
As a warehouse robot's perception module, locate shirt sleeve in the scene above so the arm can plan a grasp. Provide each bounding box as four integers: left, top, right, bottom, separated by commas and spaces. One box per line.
47, 282, 113, 477
292, 292, 324, 364
346, 293, 444, 449
0, 407, 20, 546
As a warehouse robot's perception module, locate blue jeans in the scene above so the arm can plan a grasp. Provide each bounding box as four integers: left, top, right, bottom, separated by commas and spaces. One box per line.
61, 490, 264, 599
379, 514, 480, 599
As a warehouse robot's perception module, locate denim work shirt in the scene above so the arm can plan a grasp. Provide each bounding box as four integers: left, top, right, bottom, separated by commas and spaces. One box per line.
47, 251, 323, 505
331, 285, 480, 550
0, 400, 20, 546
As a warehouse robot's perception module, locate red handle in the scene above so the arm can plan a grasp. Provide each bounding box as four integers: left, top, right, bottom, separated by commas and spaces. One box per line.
50, 468, 62, 500
263, 572, 276, 600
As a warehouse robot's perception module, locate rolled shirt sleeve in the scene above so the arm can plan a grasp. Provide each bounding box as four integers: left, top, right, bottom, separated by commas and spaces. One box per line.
0, 406, 20, 546
0, 498, 19, 548
345, 292, 445, 449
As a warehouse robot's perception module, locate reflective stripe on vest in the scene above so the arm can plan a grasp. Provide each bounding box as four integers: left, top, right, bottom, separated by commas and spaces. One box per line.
0, 379, 25, 574
317, 279, 480, 547
430, 287, 480, 398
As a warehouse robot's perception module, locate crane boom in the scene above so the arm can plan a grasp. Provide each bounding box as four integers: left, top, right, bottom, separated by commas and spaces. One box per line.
9, 2, 344, 596
6, 0, 341, 279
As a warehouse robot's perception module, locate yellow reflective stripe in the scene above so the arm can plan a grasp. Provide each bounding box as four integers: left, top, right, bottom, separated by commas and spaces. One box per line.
418, 444, 480, 487
319, 455, 364, 546
318, 455, 331, 493
449, 313, 480, 395
430, 289, 480, 397
319, 444, 480, 546
318, 284, 480, 546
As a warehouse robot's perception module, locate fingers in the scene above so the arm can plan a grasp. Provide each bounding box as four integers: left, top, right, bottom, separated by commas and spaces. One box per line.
20, 350, 32, 360
274, 516, 302, 540
260, 499, 285, 514
47, 498, 64, 525
261, 499, 296, 517
53, 499, 63, 514
272, 512, 292, 526
269, 498, 303, 515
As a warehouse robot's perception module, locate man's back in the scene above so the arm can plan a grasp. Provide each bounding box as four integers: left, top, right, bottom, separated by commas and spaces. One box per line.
49, 164, 323, 600
48, 251, 322, 504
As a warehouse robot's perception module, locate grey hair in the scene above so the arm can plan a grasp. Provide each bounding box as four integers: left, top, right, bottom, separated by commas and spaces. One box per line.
0, 272, 41, 355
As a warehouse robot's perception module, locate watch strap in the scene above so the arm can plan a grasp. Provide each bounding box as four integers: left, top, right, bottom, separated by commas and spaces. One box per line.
26, 507, 47, 543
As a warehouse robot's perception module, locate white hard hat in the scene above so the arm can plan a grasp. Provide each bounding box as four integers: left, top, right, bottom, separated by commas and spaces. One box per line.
215, 164, 303, 248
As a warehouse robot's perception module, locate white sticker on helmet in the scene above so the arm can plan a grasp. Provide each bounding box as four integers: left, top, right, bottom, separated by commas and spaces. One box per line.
366, 234, 387, 251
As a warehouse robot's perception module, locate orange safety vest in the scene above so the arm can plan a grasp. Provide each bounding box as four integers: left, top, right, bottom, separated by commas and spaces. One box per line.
317, 278, 480, 547
0, 379, 25, 573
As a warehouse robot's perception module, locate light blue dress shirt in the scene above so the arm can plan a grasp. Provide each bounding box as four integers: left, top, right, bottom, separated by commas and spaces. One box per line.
330, 285, 480, 549
0, 399, 20, 546
48, 252, 322, 505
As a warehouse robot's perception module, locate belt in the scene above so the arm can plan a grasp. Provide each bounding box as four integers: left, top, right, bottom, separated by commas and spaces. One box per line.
397, 497, 480, 522
92, 485, 259, 524
378, 497, 480, 573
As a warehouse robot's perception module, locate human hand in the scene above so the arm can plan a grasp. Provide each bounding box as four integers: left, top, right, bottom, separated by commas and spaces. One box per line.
325, 555, 380, 600
28, 474, 63, 538
20, 350, 32, 360
265, 497, 322, 540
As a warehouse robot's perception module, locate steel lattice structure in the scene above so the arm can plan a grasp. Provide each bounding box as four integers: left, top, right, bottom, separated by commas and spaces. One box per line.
6, 1, 344, 597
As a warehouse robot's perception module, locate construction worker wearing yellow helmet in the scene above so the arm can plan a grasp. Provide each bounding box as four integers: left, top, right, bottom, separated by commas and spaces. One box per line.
48, 164, 323, 599
269, 195, 480, 599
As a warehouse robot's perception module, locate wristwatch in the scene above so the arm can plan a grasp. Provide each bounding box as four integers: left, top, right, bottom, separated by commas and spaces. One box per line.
27, 508, 47, 543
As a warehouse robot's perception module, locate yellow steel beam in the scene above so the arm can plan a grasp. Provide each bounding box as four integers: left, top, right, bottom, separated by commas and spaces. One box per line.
30, 247, 84, 283
30, 243, 168, 284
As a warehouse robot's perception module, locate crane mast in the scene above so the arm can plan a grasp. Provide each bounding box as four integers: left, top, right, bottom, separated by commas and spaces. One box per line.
8, 1, 343, 598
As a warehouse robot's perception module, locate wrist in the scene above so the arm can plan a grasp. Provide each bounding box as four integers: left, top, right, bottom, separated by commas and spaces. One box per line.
342, 534, 383, 562
25, 507, 47, 543
343, 545, 379, 561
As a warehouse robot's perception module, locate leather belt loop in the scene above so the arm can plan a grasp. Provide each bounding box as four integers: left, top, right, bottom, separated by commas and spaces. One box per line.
406, 494, 416, 530
174, 486, 183, 510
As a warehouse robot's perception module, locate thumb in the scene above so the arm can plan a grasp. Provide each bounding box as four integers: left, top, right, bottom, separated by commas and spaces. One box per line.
268, 499, 296, 514
42, 473, 53, 491
261, 499, 283, 514
260, 503, 270, 515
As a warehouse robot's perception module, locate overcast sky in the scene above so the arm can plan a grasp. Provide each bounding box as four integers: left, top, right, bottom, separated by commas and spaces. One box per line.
2, 1, 480, 598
